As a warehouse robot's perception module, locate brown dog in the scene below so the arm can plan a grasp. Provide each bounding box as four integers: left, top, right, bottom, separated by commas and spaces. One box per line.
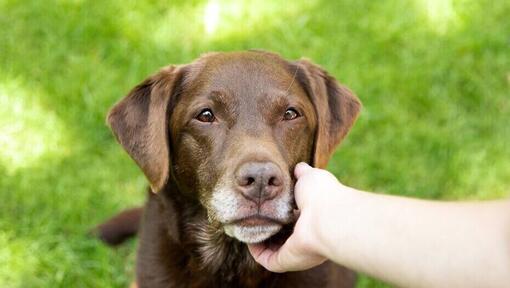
98, 51, 361, 287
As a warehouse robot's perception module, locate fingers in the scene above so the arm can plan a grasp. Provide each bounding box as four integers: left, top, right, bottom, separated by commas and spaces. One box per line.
294, 162, 313, 179
247, 243, 287, 273
294, 162, 316, 208
247, 236, 326, 273
247, 235, 303, 273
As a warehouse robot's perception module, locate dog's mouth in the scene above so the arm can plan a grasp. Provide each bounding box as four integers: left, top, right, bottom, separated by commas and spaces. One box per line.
210, 182, 297, 244
223, 215, 282, 244
222, 214, 295, 244
230, 215, 284, 227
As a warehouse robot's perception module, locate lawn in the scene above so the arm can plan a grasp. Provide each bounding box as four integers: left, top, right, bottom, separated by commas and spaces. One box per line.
0, 0, 508, 287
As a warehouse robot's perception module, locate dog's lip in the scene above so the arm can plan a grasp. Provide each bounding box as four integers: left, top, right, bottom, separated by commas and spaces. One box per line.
228, 215, 284, 227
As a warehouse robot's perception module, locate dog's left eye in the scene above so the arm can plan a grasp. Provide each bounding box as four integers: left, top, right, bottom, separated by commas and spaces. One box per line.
196, 109, 215, 123
283, 108, 300, 121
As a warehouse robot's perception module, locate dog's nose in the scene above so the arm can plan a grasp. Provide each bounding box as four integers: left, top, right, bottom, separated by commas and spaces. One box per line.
235, 162, 284, 204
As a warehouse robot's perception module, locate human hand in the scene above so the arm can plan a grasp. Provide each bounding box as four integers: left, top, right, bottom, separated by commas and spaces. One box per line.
247, 162, 345, 272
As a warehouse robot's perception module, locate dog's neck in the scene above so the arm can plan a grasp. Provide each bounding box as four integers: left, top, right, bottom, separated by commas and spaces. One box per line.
154, 184, 272, 286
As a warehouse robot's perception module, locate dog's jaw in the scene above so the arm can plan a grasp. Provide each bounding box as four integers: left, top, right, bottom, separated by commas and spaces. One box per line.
223, 223, 282, 244
209, 185, 293, 243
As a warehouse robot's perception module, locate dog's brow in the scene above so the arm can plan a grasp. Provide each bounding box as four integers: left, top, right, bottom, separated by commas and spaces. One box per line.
209, 90, 229, 104
284, 66, 299, 95
209, 90, 238, 115
257, 91, 289, 112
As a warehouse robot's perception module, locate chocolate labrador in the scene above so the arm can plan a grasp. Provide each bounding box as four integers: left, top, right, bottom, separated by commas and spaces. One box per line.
97, 50, 361, 287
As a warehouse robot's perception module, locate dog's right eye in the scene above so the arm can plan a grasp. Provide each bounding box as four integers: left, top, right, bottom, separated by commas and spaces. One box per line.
196, 109, 215, 123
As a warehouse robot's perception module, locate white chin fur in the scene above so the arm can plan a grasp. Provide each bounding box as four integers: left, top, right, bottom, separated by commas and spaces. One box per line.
224, 224, 282, 244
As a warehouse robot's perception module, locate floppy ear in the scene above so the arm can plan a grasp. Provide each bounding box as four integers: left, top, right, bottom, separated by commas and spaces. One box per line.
294, 59, 361, 169
107, 65, 184, 192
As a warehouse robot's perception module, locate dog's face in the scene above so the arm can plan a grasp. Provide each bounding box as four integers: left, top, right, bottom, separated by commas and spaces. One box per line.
108, 51, 360, 244
169, 53, 316, 243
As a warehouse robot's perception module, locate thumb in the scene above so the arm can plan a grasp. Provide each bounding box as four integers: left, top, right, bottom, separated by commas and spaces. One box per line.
294, 162, 313, 179
247, 236, 301, 273
247, 242, 287, 273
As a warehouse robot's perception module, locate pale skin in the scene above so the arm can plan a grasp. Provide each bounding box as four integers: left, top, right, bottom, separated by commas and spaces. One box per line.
248, 163, 510, 288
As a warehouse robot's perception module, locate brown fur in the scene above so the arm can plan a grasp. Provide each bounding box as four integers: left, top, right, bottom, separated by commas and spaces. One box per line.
98, 51, 361, 288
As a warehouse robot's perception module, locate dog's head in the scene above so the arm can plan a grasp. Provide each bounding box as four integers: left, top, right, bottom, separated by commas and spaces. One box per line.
108, 51, 360, 244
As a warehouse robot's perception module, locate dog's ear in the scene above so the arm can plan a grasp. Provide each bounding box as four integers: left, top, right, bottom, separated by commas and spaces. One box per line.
107, 65, 184, 192
294, 59, 361, 168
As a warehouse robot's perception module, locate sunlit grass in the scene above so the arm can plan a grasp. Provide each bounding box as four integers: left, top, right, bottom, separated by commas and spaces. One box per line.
200, 0, 317, 40
0, 79, 70, 173
204, 0, 220, 35
138, 0, 317, 50
0, 0, 509, 287
416, 0, 461, 34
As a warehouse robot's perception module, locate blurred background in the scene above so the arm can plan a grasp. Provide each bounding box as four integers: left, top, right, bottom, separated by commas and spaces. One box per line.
1, 0, 508, 287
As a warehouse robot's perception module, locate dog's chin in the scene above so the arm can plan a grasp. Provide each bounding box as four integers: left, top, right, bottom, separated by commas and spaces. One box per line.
223, 223, 282, 244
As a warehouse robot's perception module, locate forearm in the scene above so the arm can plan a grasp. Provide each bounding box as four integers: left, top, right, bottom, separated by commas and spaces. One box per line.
318, 189, 510, 288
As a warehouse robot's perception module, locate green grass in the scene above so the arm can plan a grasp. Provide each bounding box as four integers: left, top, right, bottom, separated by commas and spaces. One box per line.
1, 0, 509, 287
